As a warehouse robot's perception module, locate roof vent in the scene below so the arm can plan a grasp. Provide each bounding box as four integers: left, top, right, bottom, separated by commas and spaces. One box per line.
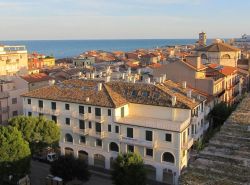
172, 96, 177, 106
187, 89, 192, 98
182, 81, 187, 89
97, 83, 102, 91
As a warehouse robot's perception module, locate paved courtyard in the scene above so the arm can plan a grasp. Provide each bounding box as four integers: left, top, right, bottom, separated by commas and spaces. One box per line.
30, 160, 112, 185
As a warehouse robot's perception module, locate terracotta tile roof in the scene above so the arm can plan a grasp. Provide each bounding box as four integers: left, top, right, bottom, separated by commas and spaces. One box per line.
196, 42, 240, 52
22, 79, 205, 109
21, 73, 53, 83
208, 64, 237, 76
181, 60, 207, 71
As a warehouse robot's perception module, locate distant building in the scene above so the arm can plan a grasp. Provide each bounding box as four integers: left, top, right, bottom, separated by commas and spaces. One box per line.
73, 56, 95, 68
195, 40, 241, 67
20, 73, 54, 91
28, 53, 55, 71
0, 45, 28, 76
0, 77, 28, 125
22, 79, 208, 185
198, 32, 207, 47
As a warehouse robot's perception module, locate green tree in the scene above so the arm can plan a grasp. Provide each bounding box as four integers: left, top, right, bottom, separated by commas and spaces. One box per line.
50, 155, 90, 183
112, 153, 147, 185
210, 102, 233, 128
0, 126, 31, 182
9, 115, 60, 153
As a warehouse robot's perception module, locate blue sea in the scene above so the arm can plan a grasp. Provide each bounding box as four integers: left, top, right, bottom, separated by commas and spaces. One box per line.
0, 39, 198, 59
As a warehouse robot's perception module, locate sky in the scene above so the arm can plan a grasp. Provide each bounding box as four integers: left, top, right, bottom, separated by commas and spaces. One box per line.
0, 0, 249, 40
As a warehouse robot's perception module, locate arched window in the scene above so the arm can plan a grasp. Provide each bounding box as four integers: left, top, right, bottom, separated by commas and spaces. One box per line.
201, 53, 208, 59
65, 133, 73, 142
109, 142, 119, 152
222, 54, 231, 59
162, 152, 175, 163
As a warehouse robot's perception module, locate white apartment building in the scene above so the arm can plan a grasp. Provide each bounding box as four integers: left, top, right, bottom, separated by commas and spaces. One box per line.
22, 79, 208, 185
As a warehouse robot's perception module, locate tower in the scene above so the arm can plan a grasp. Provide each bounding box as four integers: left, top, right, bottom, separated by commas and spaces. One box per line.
199, 32, 207, 47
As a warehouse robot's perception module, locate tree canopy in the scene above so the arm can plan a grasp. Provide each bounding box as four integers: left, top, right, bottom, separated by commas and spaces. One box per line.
50, 155, 90, 183
9, 116, 60, 152
112, 153, 147, 185
0, 126, 31, 181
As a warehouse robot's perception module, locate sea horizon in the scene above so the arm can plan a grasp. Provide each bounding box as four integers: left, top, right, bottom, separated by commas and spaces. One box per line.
0, 39, 215, 59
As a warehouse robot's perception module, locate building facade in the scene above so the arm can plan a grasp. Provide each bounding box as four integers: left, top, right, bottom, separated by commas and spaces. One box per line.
0, 77, 28, 125
0, 45, 28, 76
28, 53, 55, 71
22, 79, 208, 185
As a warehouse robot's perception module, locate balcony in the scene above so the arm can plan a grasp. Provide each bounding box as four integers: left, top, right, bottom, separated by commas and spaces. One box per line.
73, 127, 90, 135
114, 115, 190, 132
88, 130, 106, 139
119, 135, 156, 148
181, 138, 194, 150
71, 112, 89, 120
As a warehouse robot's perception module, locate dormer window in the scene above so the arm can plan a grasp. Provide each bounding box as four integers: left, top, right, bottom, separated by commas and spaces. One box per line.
131, 90, 137, 97
142, 91, 149, 97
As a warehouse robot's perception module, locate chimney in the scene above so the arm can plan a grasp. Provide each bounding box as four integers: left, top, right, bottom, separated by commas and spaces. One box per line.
145, 78, 151, 84
187, 89, 192, 98
115, 66, 120, 72
97, 83, 102, 91
137, 68, 141, 75
127, 67, 131, 75
91, 73, 95, 79
132, 77, 136, 83
182, 81, 187, 89
99, 71, 103, 77
86, 97, 90, 102
86, 73, 90, 79
172, 96, 177, 106
121, 73, 125, 80
105, 76, 111, 83
162, 74, 166, 82
186, 56, 201, 69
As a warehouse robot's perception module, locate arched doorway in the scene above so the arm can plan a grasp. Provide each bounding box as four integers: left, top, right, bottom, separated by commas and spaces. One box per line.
94, 154, 105, 168
109, 142, 119, 152
78, 150, 88, 163
65, 133, 73, 143
163, 169, 174, 185
162, 152, 175, 163
144, 164, 156, 181
65, 147, 74, 156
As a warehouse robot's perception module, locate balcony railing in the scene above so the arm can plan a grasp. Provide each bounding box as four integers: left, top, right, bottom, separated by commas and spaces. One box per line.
119, 135, 156, 148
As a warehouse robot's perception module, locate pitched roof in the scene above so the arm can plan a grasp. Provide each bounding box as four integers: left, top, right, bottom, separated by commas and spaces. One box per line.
21, 73, 53, 83
22, 79, 206, 109
208, 64, 237, 76
196, 42, 240, 52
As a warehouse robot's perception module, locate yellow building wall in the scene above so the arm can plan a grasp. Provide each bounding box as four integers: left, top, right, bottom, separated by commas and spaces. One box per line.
43, 58, 55, 67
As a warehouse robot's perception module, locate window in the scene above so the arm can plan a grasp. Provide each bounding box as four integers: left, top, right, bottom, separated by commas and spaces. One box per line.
110, 142, 119, 152
38, 100, 43, 108
127, 145, 134, 153
79, 120, 85, 129
52, 115, 57, 123
188, 128, 190, 136
165, 133, 172, 142
127, 127, 133, 138
131, 90, 137, 97
65, 133, 73, 143
88, 107, 91, 113
142, 91, 148, 97
80, 136, 86, 144
66, 118, 70, 125
96, 139, 102, 147
65, 104, 70, 110
51, 102, 56, 110
89, 121, 92, 128
12, 110, 18, 116
39, 113, 44, 117
28, 99, 31, 104
95, 108, 101, 116
146, 148, 153, 157
95, 122, 101, 133
121, 107, 125, 117
79, 106, 84, 114
146, 130, 152, 141
191, 124, 194, 135
28, 112, 32, 116
162, 152, 175, 163
115, 126, 119, 133
108, 109, 111, 116
108, 124, 112, 132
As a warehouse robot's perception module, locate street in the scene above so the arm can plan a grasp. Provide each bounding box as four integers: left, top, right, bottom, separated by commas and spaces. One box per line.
30, 160, 112, 185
